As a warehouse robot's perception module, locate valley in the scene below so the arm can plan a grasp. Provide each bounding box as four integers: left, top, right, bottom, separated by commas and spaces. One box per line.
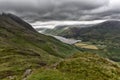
0, 13, 120, 80
35, 20, 120, 63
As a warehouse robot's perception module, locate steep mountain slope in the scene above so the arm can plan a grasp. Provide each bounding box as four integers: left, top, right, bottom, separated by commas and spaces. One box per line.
28, 53, 120, 80
0, 13, 79, 79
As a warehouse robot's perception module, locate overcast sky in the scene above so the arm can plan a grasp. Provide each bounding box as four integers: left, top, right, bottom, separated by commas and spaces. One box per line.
0, 0, 120, 21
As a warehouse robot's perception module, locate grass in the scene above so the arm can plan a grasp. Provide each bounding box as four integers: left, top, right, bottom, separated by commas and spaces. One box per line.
57, 53, 120, 80
28, 53, 120, 80
28, 68, 69, 80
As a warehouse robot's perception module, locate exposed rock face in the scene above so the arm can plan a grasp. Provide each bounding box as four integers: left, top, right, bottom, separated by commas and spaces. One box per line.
22, 69, 32, 80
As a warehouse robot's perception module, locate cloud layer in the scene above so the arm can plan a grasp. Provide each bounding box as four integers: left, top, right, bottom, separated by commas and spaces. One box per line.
0, 0, 120, 21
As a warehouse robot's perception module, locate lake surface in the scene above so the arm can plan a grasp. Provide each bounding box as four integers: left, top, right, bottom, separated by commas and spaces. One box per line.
53, 36, 81, 44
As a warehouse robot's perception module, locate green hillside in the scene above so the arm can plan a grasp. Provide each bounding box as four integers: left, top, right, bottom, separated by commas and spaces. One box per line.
28, 53, 120, 80
0, 13, 79, 79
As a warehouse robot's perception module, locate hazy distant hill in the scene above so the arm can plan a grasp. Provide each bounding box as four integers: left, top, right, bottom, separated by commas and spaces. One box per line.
59, 21, 120, 42
44, 20, 120, 41
43, 24, 91, 35
0, 13, 79, 79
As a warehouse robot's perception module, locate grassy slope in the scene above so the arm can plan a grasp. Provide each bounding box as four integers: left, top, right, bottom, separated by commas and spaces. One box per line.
28, 53, 120, 80
0, 14, 79, 79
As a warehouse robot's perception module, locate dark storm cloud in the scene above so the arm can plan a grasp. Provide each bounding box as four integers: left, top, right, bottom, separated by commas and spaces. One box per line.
0, 0, 109, 14
0, 0, 54, 13
0, 0, 120, 21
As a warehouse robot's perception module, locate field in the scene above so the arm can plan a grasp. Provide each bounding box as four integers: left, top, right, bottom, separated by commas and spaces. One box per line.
75, 42, 98, 50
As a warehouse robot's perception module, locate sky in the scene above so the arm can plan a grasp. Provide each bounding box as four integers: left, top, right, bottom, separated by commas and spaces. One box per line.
31, 20, 106, 29
0, 0, 120, 21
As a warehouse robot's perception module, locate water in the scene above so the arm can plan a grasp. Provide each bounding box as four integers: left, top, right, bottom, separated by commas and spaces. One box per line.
53, 36, 81, 44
